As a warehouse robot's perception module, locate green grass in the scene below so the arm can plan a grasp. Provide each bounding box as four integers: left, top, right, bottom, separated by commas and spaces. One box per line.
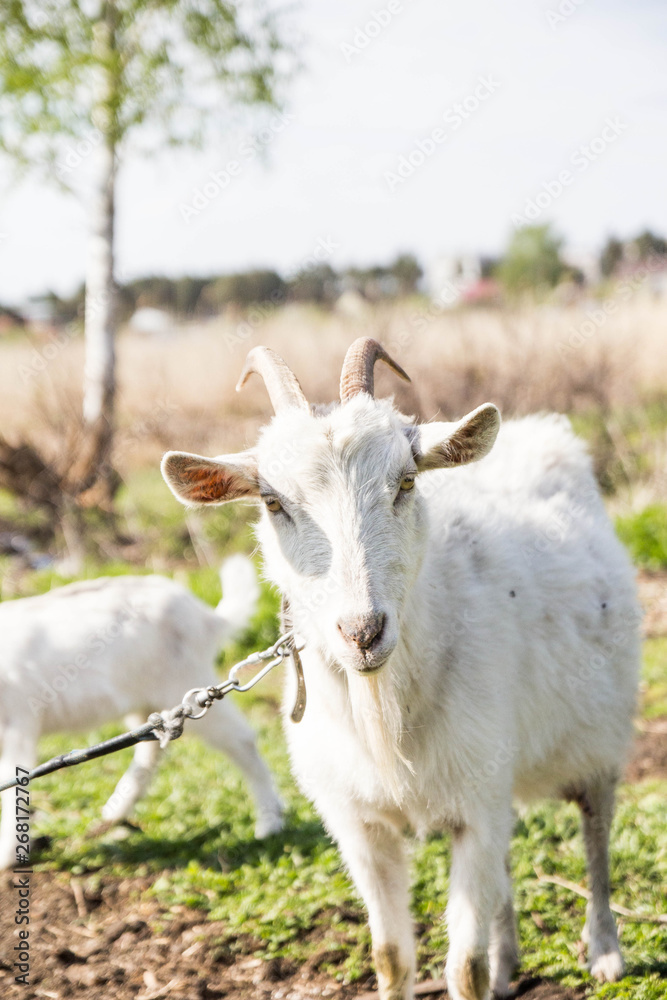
641, 639, 667, 719
617, 506, 667, 570
117, 468, 257, 562
21, 606, 667, 996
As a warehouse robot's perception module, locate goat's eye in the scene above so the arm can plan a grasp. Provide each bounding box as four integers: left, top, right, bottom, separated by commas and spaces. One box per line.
264, 496, 283, 513
399, 476, 415, 492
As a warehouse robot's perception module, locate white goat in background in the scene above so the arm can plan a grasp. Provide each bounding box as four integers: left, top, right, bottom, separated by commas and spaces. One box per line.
162, 339, 640, 1000
0, 556, 284, 870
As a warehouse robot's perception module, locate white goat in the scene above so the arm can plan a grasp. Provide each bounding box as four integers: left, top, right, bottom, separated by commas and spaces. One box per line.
162, 339, 640, 1000
0, 556, 284, 870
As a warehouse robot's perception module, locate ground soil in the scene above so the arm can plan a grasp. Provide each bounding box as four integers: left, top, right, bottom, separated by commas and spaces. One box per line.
0, 866, 588, 1000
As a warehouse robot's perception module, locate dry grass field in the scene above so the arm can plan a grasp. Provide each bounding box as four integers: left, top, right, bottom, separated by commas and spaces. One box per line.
2, 292, 666, 569
1, 294, 666, 489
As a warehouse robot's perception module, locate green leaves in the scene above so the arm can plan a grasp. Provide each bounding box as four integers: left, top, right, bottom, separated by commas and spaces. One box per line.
0, 0, 292, 174
496, 223, 568, 299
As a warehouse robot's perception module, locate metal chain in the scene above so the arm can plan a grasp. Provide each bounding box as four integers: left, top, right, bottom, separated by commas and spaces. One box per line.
0, 632, 302, 793
178, 630, 297, 720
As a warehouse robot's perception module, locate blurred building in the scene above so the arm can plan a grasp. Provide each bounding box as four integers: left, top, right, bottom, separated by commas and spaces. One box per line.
427, 254, 500, 307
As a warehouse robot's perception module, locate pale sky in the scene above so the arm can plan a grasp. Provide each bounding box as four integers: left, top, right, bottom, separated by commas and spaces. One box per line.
1, 0, 666, 305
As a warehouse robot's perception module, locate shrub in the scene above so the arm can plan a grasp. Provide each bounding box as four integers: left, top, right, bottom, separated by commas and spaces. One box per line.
616, 505, 667, 569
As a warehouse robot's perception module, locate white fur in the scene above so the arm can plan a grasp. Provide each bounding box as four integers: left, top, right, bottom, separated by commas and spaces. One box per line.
163, 395, 640, 1000
0, 556, 283, 869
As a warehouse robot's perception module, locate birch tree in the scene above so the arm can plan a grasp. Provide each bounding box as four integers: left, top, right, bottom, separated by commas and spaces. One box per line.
0, 0, 288, 500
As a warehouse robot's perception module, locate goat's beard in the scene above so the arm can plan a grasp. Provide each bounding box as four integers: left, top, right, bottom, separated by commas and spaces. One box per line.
346, 667, 414, 804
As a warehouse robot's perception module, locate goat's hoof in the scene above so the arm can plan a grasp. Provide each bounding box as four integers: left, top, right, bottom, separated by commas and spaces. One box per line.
490, 972, 518, 997
490, 948, 519, 997
101, 804, 127, 823
590, 948, 624, 983
255, 809, 284, 839
491, 978, 517, 999
374, 943, 411, 1000
448, 952, 490, 1000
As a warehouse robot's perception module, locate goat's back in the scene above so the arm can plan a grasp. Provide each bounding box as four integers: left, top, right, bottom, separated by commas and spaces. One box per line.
443, 413, 596, 502
411, 414, 640, 806
0, 576, 225, 734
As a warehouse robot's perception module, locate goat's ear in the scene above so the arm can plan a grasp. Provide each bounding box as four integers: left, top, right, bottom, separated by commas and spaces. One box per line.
161, 451, 259, 506
413, 403, 500, 472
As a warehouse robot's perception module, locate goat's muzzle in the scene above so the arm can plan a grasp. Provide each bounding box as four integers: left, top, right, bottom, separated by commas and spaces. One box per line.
338, 612, 385, 653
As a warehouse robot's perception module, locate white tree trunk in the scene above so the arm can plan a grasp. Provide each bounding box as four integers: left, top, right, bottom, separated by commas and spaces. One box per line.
78, 3, 118, 496
83, 133, 116, 431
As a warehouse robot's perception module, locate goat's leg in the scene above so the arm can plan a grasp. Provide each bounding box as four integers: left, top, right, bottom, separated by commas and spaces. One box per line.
101, 714, 161, 822
193, 700, 284, 838
578, 776, 624, 983
324, 809, 415, 1000
0, 726, 37, 870
488, 862, 519, 998
446, 822, 512, 1000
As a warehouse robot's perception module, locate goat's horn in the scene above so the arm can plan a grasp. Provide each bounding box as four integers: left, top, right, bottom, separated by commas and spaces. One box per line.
339, 337, 411, 403
236, 346, 309, 414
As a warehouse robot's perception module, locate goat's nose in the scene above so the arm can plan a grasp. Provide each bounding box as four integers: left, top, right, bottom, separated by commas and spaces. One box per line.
337, 612, 386, 650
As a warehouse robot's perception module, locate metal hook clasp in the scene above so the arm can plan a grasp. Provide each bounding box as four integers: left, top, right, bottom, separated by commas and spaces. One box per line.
180, 687, 210, 720
289, 642, 307, 723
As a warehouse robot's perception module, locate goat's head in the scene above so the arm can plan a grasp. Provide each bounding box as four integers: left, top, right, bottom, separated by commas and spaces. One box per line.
162, 338, 500, 677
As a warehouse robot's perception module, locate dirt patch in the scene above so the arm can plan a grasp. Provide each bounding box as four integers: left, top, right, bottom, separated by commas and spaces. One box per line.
0, 871, 585, 1000
625, 717, 667, 783
512, 981, 586, 999
358, 975, 584, 999
0, 870, 367, 1000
